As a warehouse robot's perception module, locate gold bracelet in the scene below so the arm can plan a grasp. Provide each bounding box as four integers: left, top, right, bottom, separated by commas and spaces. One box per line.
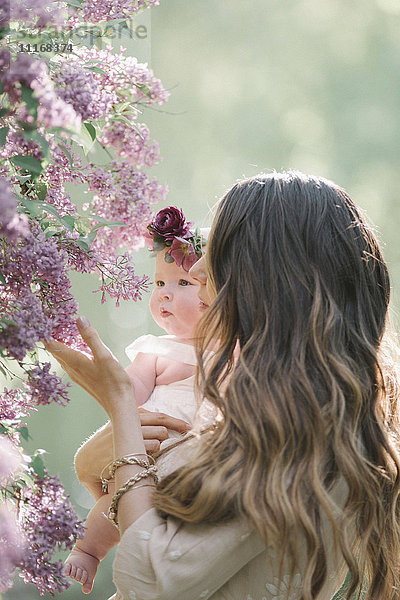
108, 466, 158, 526
100, 453, 155, 493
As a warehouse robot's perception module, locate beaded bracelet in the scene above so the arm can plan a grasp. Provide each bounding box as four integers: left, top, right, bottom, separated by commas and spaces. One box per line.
108, 465, 158, 527
100, 453, 155, 493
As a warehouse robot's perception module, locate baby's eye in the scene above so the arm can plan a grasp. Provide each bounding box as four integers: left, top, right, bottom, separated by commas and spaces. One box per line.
179, 279, 190, 286
155, 280, 165, 287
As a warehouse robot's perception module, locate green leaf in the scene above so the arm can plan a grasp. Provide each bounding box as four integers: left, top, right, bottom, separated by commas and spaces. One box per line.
84, 66, 108, 75
135, 83, 152, 99
49, 126, 76, 136
40, 202, 64, 220
88, 213, 127, 229
18, 195, 43, 218
0, 126, 9, 146
21, 83, 38, 120
57, 143, 73, 168
66, 0, 83, 7
72, 125, 96, 153
60, 214, 75, 232
75, 239, 90, 252
35, 182, 47, 201
74, 216, 91, 235
85, 230, 97, 245
0, 271, 6, 285
83, 121, 96, 141
16, 174, 33, 184
0, 108, 9, 118
19, 426, 31, 441
10, 155, 43, 175
44, 226, 59, 238
31, 454, 45, 478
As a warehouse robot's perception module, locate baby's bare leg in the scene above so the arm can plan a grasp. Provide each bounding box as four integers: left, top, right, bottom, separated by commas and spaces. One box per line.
64, 485, 120, 594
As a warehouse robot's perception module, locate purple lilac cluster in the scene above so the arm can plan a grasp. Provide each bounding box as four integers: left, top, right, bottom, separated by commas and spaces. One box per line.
31, 65, 81, 131
54, 63, 115, 121
26, 363, 70, 407
85, 160, 168, 255
0, 229, 87, 356
1, 229, 67, 291
41, 140, 86, 216
19, 472, 86, 596
8, 0, 67, 28
100, 120, 160, 168
0, 130, 44, 163
0, 53, 81, 130
0, 178, 29, 241
0, 388, 37, 422
0, 292, 53, 361
69, 46, 170, 106
80, 0, 159, 22
94, 252, 150, 306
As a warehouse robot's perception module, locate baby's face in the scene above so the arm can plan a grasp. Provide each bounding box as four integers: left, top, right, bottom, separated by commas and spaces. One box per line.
149, 249, 205, 340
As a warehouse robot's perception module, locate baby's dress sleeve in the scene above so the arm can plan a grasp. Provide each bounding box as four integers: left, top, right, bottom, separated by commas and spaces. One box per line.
112, 508, 265, 600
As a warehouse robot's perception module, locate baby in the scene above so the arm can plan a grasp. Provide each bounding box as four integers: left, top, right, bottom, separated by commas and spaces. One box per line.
64, 207, 208, 594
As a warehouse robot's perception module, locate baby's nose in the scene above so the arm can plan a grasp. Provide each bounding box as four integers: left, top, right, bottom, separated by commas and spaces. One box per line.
160, 286, 172, 300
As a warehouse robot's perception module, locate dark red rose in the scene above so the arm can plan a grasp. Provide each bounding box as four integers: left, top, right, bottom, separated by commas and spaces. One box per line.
149, 206, 192, 241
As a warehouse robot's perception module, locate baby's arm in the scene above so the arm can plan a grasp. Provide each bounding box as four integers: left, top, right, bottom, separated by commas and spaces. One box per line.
125, 351, 157, 407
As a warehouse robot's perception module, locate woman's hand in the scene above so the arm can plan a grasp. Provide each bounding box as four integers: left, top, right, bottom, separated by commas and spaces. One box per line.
45, 317, 134, 417
75, 410, 191, 499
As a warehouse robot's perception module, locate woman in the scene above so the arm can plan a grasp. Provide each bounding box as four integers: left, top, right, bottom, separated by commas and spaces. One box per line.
47, 171, 400, 600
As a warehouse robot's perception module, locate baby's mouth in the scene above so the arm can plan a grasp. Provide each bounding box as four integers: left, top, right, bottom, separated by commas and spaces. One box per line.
160, 308, 172, 317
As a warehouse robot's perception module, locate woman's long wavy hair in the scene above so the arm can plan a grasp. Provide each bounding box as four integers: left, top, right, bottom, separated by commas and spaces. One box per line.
153, 171, 400, 600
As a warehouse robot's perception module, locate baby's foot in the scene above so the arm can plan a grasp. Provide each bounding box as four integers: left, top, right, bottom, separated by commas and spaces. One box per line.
64, 547, 100, 594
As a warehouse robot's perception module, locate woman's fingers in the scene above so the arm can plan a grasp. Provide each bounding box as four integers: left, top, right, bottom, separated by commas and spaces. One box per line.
76, 317, 112, 361
138, 409, 191, 434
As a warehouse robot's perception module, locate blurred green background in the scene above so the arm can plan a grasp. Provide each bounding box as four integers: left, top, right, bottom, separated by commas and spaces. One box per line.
5, 0, 400, 598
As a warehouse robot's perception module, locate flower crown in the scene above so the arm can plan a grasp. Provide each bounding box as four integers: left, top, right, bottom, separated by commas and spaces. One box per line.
144, 206, 206, 272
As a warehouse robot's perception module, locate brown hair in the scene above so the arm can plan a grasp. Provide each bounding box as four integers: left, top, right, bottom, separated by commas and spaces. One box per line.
153, 171, 400, 599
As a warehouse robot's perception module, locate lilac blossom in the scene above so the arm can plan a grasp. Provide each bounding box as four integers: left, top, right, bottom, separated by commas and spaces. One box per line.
0, 53, 44, 90
0, 229, 68, 290
0, 178, 29, 241
0, 503, 25, 593
0, 388, 37, 422
54, 62, 115, 121
86, 160, 167, 255
66, 46, 170, 106
9, 0, 67, 28
31, 66, 81, 131
94, 252, 150, 306
26, 362, 70, 407
81, 0, 160, 22
0, 54, 81, 130
19, 472, 86, 596
0, 291, 53, 361
100, 120, 161, 167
